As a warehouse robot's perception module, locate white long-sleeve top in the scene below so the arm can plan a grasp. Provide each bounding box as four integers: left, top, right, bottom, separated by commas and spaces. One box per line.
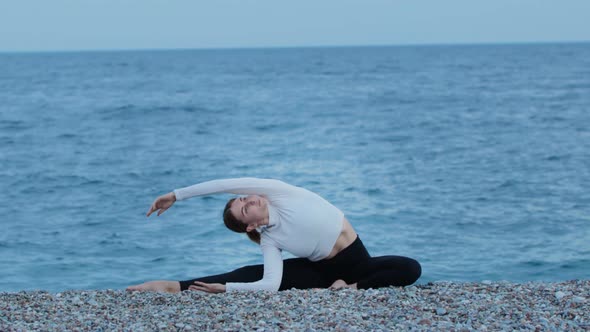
173, 178, 344, 292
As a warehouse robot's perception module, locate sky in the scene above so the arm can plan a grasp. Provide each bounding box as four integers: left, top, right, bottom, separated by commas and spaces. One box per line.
1, 0, 589, 52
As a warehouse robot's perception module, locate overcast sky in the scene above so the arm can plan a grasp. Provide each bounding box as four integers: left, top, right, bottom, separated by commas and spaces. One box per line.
1, 0, 589, 52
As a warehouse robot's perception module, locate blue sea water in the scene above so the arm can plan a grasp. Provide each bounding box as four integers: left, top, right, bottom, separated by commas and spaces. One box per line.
0, 43, 589, 293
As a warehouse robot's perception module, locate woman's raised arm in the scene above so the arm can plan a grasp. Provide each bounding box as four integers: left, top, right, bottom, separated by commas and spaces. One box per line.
172, 177, 294, 201
147, 178, 294, 217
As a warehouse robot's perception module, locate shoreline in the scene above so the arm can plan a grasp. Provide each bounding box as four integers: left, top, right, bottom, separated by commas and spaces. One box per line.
1, 280, 588, 331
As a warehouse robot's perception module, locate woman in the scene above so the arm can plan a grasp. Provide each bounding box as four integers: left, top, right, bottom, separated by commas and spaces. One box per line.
127, 178, 421, 293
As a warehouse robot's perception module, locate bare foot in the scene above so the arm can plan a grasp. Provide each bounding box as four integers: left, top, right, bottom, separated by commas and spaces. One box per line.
126, 280, 180, 293
329, 279, 357, 290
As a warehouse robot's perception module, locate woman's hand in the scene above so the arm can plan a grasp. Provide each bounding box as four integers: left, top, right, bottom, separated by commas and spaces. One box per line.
146, 192, 176, 217
188, 281, 226, 293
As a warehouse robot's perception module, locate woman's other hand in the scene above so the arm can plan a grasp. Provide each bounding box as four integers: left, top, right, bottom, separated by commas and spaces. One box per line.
188, 281, 226, 293
146, 192, 176, 217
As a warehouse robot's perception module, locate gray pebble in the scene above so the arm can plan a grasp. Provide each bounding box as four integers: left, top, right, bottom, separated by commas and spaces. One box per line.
555, 291, 566, 300
436, 307, 447, 315
572, 296, 585, 303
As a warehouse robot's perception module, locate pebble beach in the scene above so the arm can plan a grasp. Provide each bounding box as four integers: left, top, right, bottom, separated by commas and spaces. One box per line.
1, 280, 588, 331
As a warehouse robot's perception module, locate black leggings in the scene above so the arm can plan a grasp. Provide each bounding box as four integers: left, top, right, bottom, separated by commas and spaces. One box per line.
179, 235, 421, 291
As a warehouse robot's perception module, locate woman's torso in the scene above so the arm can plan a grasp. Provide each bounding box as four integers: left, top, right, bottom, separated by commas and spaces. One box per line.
324, 216, 357, 259
263, 185, 353, 261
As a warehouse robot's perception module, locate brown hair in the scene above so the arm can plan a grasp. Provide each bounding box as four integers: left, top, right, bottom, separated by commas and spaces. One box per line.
223, 198, 261, 245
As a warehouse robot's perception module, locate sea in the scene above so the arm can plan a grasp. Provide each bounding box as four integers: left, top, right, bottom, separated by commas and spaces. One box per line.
1, 43, 589, 292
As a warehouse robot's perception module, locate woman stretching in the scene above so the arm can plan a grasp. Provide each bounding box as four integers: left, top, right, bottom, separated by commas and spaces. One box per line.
127, 178, 421, 293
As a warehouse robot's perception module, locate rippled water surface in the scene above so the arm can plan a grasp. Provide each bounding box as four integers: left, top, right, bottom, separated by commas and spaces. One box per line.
1, 43, 589, 292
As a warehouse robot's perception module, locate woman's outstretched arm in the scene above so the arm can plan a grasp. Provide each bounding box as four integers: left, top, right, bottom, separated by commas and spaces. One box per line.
224, 240, 284, 292
172, 177, 294, 201
146, 178, 292, 217
189, 239, 284, 293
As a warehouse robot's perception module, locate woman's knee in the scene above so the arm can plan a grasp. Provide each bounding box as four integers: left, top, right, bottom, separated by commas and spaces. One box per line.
382, 255, 422, 286
404, 257, 422, 285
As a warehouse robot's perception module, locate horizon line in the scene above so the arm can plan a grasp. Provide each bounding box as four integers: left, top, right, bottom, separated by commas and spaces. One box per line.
1, 39, 589, 55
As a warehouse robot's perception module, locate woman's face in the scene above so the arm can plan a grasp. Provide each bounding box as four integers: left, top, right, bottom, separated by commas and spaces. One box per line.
230, 195, 268, 226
